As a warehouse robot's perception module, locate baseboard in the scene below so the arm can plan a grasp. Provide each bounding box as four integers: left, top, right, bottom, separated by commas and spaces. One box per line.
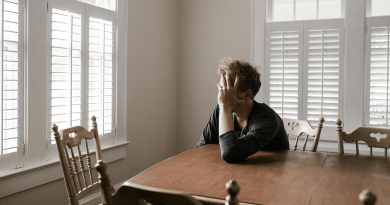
79, 181, 126, 205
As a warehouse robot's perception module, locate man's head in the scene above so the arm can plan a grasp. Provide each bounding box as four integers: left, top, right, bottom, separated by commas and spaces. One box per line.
218, 57, 261, 100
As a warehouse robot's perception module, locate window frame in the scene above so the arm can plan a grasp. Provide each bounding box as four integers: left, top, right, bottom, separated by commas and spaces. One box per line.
0, 0, 128, 198
266, 0, 345, 23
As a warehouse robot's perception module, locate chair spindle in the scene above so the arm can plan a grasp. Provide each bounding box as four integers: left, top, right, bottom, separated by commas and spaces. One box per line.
65, 147, 79, 193
77, 145, 88, 189
370, 147, 373, 157
294, 136, 299, 151
70, 147, 83, 191
385, 148, 387, 158
302, 134, 309, 151
85, 139, 93, 185
356, 141, 359, 157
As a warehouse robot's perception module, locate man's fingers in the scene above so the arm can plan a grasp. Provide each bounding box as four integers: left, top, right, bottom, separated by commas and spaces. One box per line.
225, 73, 231, 89
221, 74, 227, 88
217, 83, 222, 90
234, 74, 239, 90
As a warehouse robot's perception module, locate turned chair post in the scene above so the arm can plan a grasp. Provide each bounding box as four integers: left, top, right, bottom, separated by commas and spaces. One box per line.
53, 124, 79, 205
359, 190, 377, 205
311, 117, 325, 152
336, 119, 344, 155
225, 180, 240, 205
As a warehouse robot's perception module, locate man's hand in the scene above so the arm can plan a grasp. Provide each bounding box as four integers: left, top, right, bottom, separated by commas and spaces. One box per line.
217, 74, 245, 109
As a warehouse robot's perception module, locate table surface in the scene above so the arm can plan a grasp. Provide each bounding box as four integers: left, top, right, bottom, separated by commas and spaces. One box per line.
129, 144, 390, 205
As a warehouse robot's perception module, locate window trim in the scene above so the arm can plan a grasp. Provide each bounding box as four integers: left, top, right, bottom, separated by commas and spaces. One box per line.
0, 0, 128, 190
266, 0, 345, 23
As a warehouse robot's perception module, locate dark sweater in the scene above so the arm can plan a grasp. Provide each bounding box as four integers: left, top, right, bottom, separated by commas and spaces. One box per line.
196, 101, 289, 163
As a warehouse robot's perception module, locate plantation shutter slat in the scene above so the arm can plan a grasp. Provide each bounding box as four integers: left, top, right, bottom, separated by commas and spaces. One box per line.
50, 9, 83, 144
306, 28, 340, 126
88, 17, 113, 136
269, 30, 300, 119
0, 0, 24, 171
368, 26, 389, 126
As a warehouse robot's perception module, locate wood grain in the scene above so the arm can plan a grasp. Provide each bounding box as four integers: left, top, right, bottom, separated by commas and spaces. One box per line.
310, 154, 390, 205
129, 144, 327, 205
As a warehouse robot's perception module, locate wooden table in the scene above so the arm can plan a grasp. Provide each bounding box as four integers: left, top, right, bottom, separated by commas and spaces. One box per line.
129, 145, 390, 205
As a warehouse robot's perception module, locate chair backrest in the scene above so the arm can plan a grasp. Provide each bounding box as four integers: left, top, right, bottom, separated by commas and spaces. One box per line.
283, 117, 324, 152
53, 116, 104, 205
336, 119, 390, 157
95, 160, 241, 205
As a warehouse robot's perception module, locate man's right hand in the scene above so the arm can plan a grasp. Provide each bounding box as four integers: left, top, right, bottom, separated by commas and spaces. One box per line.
217, 74, 245, 110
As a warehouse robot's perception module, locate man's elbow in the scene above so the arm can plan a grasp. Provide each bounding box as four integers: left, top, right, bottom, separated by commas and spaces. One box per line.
221, 150, 240, 163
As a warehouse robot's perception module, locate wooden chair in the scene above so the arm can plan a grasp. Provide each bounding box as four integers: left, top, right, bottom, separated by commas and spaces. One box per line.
283, 117, 325, 152
53, 116, 105, 205
336, 119, 390, 157
359, 189, 377, 205
95, 160, 241, 205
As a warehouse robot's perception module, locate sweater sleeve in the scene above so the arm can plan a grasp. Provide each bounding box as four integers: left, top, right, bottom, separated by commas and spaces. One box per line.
218, 114, 280, 163
195, 105, 220, 148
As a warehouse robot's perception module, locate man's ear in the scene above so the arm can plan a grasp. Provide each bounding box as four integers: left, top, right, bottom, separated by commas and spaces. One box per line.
245, 89, 253, 100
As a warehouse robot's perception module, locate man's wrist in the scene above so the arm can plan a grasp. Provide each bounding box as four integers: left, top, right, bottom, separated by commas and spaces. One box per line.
219, 104, 232, 112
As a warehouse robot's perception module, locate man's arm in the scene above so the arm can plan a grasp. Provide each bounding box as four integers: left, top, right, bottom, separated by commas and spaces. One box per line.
219, 116, 280, 163
217, 74, 243, 135
195, 105, 220, 147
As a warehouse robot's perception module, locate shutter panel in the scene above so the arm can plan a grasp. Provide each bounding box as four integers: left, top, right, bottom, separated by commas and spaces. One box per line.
50, 9, 83, 144
2, 0, 21, 155
0, 0, 24, 171
369, 26, 389, 126
269, 30, 300, 119
307, 28, 340, 126
88, 17, 113, 136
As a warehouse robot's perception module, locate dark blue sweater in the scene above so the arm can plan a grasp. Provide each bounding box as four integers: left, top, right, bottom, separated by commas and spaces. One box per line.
196, 101, 289, 163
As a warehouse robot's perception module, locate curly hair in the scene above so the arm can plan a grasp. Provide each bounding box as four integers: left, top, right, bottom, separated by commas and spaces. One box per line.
218, 57, 261, 99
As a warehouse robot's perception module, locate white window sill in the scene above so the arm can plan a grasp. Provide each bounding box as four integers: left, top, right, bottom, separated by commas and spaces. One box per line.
0, 141, 129, 198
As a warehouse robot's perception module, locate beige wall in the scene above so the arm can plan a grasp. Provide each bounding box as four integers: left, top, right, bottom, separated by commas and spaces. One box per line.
177, 0, 252, 153
0, 0, 252, 204
0, 0, 179, 204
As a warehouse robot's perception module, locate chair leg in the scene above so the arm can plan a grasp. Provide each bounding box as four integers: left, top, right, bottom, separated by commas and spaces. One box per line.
294, 136, 299, 151
355, 141, 359, 157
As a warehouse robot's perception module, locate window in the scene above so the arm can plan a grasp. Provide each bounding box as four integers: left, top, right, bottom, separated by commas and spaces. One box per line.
0, 0, 24, 172
263, 0, 344, 139
270, 0, 342, 22
77, 0, 116, 11
47, 0, 117, 158
265, 20, 344, 128
371, 0, 390, 17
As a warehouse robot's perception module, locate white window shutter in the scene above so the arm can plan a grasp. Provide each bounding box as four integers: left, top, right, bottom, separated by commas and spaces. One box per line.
0, 0, 24, 171
266, 22, 303, 119
303, 19, 344, 127
366, 17, 390, 127
86, 4, 116, 145
50, 9, 83, 144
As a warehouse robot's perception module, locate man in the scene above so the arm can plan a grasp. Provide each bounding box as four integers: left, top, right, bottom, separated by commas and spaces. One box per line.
196, 57, 289, 163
